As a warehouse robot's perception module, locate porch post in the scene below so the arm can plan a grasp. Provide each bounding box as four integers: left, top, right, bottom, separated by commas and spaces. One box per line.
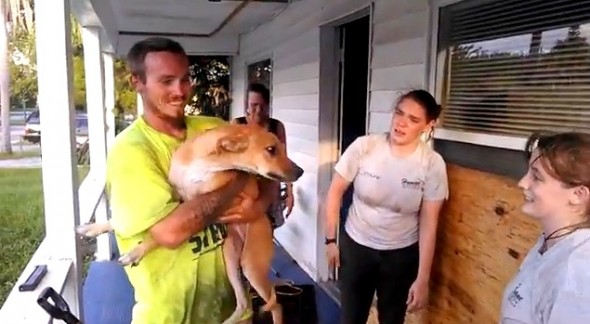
82, 26, 112, 261
34, 0, 83, 317
103, 53, 116, 150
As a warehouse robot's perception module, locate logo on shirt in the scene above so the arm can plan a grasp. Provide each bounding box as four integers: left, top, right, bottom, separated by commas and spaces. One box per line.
359, 170, 380, 180
189, 223, 227, 256
401, 178, 423, 190
507, 283, 524, 307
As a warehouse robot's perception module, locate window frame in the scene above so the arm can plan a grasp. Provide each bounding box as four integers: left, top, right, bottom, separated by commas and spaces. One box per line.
426, 0, 574, 151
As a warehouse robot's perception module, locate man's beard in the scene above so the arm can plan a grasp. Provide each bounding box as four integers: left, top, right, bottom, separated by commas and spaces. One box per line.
154, 98, 187, 128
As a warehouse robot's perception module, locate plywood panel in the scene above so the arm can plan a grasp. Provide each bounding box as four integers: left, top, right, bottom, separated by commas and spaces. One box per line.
367, 164, 540, 324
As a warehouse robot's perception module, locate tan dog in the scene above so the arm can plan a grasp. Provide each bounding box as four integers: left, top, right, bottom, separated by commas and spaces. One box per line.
76, 123, 304, 324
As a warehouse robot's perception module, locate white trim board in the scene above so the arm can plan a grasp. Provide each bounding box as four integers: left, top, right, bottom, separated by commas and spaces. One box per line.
434, 128, 528, 151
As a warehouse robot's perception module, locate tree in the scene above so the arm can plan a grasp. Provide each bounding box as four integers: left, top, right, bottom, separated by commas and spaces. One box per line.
9, 27, 36, 107
1, 0, 34, 153
186, 55, 231, 120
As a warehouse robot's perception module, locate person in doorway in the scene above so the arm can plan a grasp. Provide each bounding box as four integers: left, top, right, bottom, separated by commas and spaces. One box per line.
324, 89, 448, 324
500, 131, 590, 323
231, 83, 294, 227
107, 37, 275, 324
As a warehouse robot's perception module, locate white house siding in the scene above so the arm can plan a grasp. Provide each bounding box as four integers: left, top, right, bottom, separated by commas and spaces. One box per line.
230, 0, 430, 282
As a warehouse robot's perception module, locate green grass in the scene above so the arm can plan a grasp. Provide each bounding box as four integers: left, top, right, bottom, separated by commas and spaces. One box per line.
0, 166, 90, 307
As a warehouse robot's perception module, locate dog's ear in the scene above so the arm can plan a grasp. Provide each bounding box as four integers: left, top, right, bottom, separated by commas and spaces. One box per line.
216, 133, 249, 153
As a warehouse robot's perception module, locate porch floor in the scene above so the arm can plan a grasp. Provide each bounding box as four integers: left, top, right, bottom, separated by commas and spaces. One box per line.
82, 237, 340, 323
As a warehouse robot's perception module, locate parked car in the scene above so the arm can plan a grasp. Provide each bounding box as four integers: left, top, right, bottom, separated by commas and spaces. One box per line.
24, 109, 89, 147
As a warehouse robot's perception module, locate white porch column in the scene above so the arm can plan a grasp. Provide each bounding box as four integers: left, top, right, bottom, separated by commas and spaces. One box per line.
82, 27, 112, 261
137, 93, 144, 117
35, 0, 83, 318
103, 53, 116, 150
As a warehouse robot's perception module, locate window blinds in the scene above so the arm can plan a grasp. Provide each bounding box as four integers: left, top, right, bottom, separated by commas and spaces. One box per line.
440, 0, 590, 136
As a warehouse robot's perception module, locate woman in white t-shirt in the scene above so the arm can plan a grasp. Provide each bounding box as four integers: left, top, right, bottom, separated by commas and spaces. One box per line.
500, 132, 590, 324
324, 89, 449, 324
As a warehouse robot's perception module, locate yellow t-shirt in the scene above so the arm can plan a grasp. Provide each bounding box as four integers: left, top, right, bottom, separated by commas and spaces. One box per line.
106, 115, 247, 324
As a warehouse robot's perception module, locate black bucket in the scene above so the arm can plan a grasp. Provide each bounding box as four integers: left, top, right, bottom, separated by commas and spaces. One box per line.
250, 281, 318, 324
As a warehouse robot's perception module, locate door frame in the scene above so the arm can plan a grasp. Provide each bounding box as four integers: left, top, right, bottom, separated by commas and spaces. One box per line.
316, 3, 374, 304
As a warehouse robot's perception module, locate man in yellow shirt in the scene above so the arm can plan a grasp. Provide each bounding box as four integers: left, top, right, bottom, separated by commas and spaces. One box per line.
107, 37, 273, 323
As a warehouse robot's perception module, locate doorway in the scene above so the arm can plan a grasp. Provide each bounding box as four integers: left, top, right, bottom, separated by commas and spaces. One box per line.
333, 14, 370, 281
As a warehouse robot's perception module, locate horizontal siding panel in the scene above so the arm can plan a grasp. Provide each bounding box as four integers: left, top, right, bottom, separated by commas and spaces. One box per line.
371, 37, 426, 69
372, 10, 428, 46
274, 46, 319, 71
288, 151, 318, 175
373, 0, 428, 24
286, 136, 318, 157
370, 64, 425, 91
368, 111, 392, 134
272, 108, 319, 126
241, 0, 370, 59
241, 8, 322, 58
240, 1, 323, 49
273, 94, 319, 110
273, 79, 319, 97
273, 62, 319, 84
273, 28, 319, 58
283, 122, 318, 142
369, 90, 399, 112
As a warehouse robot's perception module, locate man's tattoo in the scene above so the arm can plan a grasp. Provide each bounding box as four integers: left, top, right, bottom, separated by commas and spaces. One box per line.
190, 175, 246, 226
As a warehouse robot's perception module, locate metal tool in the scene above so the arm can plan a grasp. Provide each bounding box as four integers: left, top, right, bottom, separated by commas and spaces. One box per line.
37, 287, 83, 324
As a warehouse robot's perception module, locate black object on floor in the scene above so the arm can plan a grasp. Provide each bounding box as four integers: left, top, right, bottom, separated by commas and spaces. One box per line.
37, 287, 83, 324
250, 283, 318, 324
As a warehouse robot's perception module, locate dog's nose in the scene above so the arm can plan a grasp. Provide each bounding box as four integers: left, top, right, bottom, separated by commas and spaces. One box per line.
293, 163, 304, 179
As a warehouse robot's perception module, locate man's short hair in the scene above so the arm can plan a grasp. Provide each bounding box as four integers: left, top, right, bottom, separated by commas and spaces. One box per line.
126, 37, 187, 82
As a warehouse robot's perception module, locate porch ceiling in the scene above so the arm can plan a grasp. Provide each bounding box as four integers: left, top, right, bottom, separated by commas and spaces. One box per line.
72, 0, 292, 55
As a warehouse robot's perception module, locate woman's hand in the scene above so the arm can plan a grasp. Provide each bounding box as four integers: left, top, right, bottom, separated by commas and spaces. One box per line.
406, 277, 429, 313
217, 192, 260, 224
326, 243, 340, 272
283, 186, 294, 217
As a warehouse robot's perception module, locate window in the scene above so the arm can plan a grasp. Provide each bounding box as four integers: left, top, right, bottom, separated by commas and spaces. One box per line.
247, 58, 272, 90
246, 58, 273, 114
435, 0, 590, 143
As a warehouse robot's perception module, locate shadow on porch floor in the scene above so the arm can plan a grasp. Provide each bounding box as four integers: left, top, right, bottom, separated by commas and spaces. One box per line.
82, 240, 340, 324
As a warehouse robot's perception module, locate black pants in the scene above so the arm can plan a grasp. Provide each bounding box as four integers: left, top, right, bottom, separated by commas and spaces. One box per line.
338, 230, 419, 324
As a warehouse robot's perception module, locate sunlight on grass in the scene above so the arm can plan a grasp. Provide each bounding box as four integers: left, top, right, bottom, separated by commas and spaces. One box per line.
0, 166, 90, 306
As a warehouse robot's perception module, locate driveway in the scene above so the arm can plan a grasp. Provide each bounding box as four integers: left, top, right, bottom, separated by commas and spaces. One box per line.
0, 156, 41, 168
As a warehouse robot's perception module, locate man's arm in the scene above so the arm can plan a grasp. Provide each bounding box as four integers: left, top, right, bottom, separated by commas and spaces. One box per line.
150, 172, 248, 248
107, 141, 246, 247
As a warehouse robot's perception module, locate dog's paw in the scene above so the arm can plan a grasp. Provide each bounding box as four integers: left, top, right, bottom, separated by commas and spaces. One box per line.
75, 224, 100, 238
118, 248, 144, 267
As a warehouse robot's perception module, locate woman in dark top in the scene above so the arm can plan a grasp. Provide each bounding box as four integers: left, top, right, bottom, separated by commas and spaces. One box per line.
231, 83, 294, 227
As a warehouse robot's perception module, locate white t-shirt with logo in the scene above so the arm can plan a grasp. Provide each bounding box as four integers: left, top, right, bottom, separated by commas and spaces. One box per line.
334, 133, 449, 250
500, 229, 590, 324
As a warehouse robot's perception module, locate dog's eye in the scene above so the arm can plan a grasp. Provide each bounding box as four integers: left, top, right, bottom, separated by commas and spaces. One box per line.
265, 145, 277, 156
